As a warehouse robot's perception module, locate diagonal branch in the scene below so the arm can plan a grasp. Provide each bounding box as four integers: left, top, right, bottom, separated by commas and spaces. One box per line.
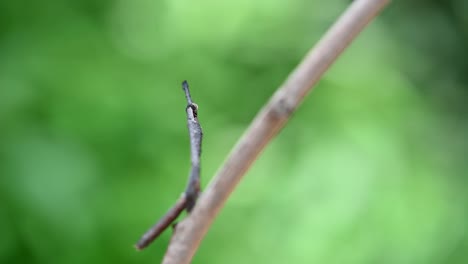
135, 194, 187, 250
162, 0, 390, 263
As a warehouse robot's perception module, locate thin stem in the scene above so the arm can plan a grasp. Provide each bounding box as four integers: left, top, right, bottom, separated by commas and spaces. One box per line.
182, 81, 203, 212
182, 81, 193, 106
135, 194, 187, 250
162, 0, 390, 263
134, 81, 203, 250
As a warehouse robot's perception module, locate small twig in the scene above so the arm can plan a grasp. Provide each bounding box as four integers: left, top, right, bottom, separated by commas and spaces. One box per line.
135, 194, 187, 250
182, 81, 203, 212
162, 0, 390, 263
134, 81, 203, 250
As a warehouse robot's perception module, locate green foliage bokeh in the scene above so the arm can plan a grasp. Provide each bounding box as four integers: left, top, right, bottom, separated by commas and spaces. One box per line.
1, 1, 467, 263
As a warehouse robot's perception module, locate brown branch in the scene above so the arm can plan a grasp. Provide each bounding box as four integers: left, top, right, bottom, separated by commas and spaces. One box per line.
135, 194, 187, 250
162, 0, 390, 263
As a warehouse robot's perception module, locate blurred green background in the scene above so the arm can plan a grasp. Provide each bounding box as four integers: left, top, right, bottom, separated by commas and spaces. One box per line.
1, 0, 467, 263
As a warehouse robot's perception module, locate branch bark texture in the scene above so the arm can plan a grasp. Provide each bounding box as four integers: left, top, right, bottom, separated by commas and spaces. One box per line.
163, 0, 390, 263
